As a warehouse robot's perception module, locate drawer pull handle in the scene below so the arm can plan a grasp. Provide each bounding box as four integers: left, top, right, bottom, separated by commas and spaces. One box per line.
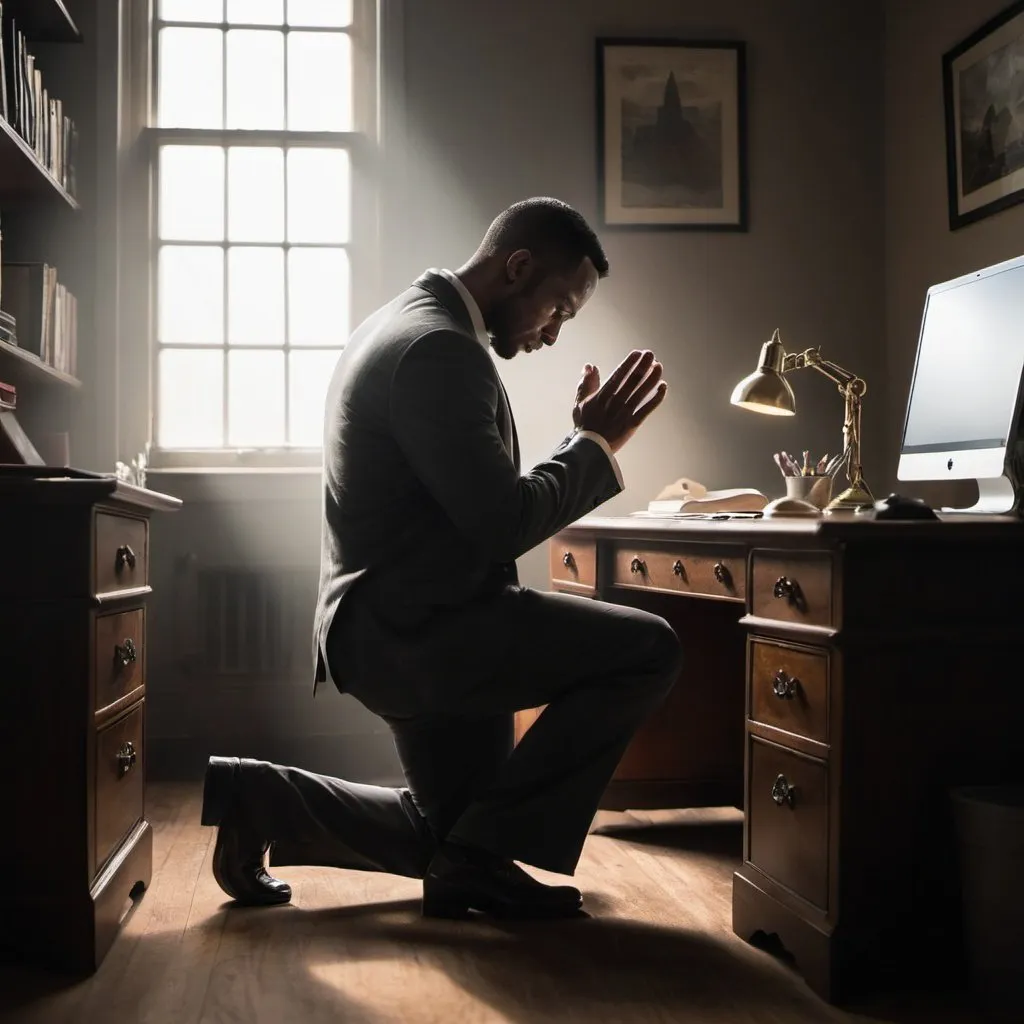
772, 575, 805, 610
772, 670, 799, 699
672, 559, 686, 578
630, 556, 646, 576
562, 551, 575, 570
114, 637, 138, 667
771, 774, 796, 807
116, 545, 137, 572
713, 562, 731, 586
117, 741, 137, 776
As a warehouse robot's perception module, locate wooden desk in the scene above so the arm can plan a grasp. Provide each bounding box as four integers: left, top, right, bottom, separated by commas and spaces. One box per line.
530, 513, 1024, 1003
0, 475, 181, 972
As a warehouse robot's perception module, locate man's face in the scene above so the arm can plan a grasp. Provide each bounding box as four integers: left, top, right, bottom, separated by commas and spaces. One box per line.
488, 253, 600, 360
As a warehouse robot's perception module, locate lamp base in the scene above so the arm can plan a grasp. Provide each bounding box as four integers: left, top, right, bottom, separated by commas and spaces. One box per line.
825, 483, 874, 512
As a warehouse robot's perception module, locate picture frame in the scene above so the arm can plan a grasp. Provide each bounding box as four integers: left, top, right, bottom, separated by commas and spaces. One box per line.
942, 0, 1024, 230
595, 38, 748, 231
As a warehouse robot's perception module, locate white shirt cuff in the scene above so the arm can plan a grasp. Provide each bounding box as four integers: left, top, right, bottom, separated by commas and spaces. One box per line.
576, 429, 624, 489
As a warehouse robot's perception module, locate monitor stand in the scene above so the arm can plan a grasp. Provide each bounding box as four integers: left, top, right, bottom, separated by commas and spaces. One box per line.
940, 474, 1017, 514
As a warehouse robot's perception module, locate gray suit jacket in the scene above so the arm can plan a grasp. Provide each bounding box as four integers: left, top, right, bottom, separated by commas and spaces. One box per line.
312, 269, 622, 693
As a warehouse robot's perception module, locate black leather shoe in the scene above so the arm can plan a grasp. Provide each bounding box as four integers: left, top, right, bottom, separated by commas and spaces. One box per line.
422, 841, 583, 920
201, 756, 292, 907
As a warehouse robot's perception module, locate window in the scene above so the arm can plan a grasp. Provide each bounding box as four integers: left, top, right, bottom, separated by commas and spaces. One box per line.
150, 0, 375, 460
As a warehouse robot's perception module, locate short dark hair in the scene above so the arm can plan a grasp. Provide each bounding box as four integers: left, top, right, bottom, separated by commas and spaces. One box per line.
479, 197, 609, 278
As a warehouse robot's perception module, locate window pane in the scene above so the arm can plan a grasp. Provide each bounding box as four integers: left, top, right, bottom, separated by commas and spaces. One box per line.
159, 246, 224, 344
228, 247, 285, 345
289, 349, 338, 445
226, 0, 283, 24
228, 147, 284, 242
158, 349, 224, 448
226, 29, 284, 129
159, 146, 225, 241
160, 0, 223, 22
287, 149, 350, 243
287, 32, 351, 130
287, 0, 351, 27
159, 28, 223, 128
228, 350, 285, 446
288, 247, 349, 344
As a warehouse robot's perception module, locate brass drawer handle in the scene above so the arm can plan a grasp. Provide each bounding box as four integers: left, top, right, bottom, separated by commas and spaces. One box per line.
562, 551, 575, 570
116, 544, 137, 572
772, 575, 805, 610
772, 669, 799, 699
771, 773, 796, 807
117, 740, 137, 776
114, 637, 138, 667
630, 556, 646, 576
713, 562, 731, 586
672, 559, 686, 579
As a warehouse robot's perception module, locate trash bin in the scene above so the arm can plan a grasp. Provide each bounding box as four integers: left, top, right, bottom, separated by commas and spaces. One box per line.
951, 786, 1024, 1021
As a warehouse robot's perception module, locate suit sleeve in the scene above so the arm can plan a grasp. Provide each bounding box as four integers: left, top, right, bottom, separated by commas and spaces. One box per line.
390, 330, 622, 562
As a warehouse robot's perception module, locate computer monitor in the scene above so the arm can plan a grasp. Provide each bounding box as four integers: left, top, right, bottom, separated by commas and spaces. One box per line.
897, 253, 1024, 514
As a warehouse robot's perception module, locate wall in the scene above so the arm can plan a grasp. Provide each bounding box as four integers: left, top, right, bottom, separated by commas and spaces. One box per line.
884, 0, 1024, 505
394, 0, 886, 589
144, 0, 886, 783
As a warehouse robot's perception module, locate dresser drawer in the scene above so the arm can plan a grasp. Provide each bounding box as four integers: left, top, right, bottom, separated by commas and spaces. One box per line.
612, 544, 745, 601
749, 639, 829, 744
751, 551, 834, 628
95, 702, 145, 875
550, 536, 596, 590
94, 608, 145, 713
94, 512, 149, 597
748, 737, 829, 909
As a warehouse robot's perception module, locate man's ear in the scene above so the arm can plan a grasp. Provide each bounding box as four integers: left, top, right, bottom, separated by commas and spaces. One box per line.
505, 249, 532, 285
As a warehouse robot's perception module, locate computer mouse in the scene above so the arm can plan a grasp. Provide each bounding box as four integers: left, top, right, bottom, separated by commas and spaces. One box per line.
872, 493, 939, 520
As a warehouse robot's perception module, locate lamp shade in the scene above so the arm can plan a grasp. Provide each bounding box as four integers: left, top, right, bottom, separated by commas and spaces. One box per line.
729, 331, 796, 416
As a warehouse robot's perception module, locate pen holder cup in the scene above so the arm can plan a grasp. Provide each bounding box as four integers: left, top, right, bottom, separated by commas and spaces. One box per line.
786, 474, 832, 509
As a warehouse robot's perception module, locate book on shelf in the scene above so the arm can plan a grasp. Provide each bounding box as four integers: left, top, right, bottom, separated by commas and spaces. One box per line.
1, 261, 77, 375
0, 377, 14, 409
641, 477, 768, 515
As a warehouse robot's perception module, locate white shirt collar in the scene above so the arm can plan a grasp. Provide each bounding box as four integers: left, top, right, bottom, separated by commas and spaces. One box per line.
437, 268, 490, 349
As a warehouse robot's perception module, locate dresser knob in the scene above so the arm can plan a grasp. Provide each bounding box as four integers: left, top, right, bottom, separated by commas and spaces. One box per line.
630, 556, 646, 576
116, 544, 137, 571
772, 670, 799, 699
117, 741, 137, 776
115, 637, 137, 667
713, 562, 731, 586
672, 559, 686, 578
772, 575, 805, 609
562, 551, 575, 570
771, 773, 795, 807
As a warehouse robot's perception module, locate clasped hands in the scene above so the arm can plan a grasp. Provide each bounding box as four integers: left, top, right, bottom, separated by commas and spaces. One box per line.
573, 349, 667, 454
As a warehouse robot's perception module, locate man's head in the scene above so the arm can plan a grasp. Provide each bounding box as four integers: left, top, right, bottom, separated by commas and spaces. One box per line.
460, 197, 609, 360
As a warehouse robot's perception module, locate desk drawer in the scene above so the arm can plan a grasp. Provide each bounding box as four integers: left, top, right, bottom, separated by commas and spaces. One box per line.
748, 737, 829, 909
749, 639, 828, 744
751, 551, 833, 628
95, 702, 145, 876
94, 608, 145, 713
550, 537, 596, 590
612, 545, 745, 601
94, 512, 148, 597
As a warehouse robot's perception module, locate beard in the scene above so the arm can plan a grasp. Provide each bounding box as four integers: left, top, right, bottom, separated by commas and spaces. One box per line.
486, 301, 526, 360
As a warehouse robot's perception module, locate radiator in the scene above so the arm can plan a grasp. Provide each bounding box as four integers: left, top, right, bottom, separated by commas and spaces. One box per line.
174, 559, 317, 677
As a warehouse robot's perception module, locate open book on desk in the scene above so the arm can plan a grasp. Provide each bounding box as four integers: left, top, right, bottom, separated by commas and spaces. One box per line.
639, 477, 768, 515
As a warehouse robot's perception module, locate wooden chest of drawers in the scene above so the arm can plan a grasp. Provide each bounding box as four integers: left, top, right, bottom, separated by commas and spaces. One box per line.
0, 474, 180, 971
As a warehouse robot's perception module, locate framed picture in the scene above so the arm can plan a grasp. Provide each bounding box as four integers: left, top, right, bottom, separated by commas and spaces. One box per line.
596, 38, 747, 231
943, 1, 1024, 230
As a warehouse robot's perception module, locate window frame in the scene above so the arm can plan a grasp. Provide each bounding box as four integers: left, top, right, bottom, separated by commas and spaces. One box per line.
141, 1, 381, 470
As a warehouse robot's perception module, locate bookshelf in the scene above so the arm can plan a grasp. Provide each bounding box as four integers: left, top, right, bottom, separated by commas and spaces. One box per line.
0, 115, 79, 208
4, 0, 80, 44
0, 337, 80, 389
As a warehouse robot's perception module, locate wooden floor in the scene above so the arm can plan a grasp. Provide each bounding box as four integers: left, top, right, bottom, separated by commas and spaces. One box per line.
0, 783, 986, 1024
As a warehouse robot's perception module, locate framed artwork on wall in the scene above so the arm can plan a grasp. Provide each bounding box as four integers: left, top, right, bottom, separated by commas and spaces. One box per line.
943, 0, 1024, 230
595, 38, 747, 231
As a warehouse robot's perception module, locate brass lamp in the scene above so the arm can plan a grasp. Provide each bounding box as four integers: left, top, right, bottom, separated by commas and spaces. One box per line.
730, 328, 874, 511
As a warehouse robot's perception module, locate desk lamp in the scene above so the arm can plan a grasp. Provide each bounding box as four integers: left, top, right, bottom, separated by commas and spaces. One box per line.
730, 328, 874, 511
